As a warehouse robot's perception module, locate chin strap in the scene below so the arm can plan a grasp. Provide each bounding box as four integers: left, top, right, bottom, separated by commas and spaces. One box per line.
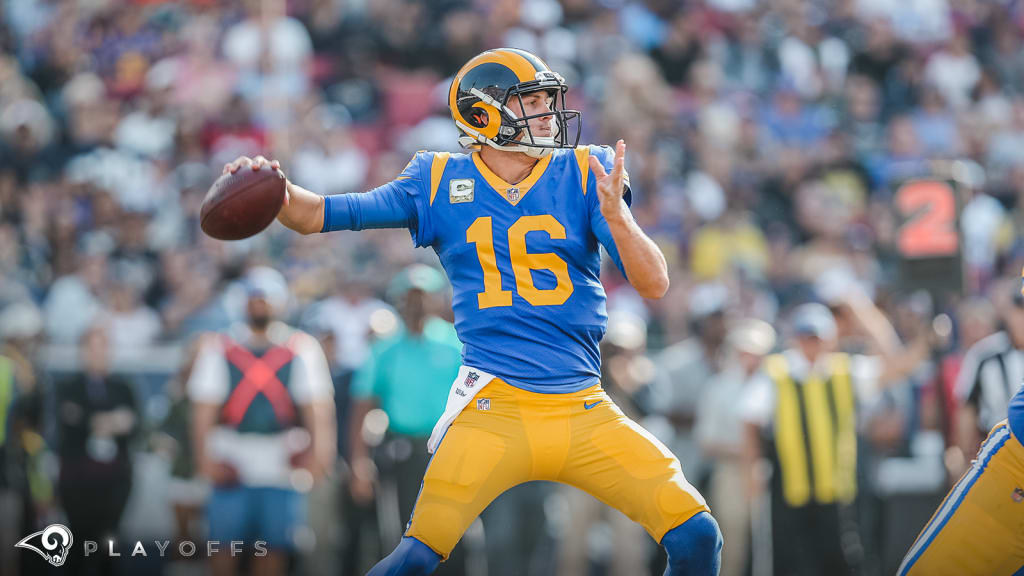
456, 126, 552, 157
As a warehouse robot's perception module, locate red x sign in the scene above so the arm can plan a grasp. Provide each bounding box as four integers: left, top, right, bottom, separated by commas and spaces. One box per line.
221, 338, 296, 428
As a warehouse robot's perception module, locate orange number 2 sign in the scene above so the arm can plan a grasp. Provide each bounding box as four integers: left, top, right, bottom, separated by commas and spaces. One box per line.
896, 181, 959, 259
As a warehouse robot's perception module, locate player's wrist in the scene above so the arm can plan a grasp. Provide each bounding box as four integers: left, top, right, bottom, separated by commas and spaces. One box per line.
600, 198, 630, 224
278, 181, 325, 235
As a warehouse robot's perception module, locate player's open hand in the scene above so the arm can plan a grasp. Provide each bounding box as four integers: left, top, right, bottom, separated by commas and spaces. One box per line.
588, 139, 628, 221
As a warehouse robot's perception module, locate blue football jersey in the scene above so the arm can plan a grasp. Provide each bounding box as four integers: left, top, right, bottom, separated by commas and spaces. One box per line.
383, 146, 628, 393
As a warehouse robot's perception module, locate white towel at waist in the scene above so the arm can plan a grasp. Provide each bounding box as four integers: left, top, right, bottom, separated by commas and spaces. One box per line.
427, 365, 497, 453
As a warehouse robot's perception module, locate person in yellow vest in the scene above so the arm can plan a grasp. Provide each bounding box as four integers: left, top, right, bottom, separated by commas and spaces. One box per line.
0, 302, 48, 576
740, 299, 923, 576
189, 267, 336, 576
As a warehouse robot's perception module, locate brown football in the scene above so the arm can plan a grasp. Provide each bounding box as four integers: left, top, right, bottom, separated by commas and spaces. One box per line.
200, 168, 287, 240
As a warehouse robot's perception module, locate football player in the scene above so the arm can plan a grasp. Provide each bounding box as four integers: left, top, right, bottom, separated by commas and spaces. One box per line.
897, 270, 1024, 576
224, 48, 722, 575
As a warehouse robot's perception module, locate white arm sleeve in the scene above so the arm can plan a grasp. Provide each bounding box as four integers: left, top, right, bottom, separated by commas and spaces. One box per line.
851, 354, 884, 405
739, 372, 775, 428
187, 337, 230, 404
288, 332, 334, 405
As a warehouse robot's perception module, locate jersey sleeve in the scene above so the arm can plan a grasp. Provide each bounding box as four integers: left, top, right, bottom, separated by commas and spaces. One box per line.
321, 152, 435, 247
585, 145, 633, 277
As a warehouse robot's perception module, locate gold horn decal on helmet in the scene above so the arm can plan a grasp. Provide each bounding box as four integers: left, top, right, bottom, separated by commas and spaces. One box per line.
469, 102, 502, 139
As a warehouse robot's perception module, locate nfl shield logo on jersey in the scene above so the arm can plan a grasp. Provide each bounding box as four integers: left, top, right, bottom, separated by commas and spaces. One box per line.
477, 398, 490, 411
505, 187, 520, 202
1013, 487, 1024, 503
464, 371, 479, 388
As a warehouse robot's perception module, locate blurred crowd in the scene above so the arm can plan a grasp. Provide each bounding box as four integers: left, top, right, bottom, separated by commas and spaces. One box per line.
2, 0, 1024, 575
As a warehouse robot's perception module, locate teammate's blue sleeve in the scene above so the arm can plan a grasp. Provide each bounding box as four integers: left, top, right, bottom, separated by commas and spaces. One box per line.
321, 153, 434, 246
586, 145, 633, 277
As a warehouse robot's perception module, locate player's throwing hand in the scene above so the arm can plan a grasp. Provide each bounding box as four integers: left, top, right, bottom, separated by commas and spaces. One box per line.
223, 155, 282, 175
588, 139, 628, 221
222, 155, 292, 209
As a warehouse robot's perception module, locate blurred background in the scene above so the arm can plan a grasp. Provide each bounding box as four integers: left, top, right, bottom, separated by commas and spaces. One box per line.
1, 0, 1023, 575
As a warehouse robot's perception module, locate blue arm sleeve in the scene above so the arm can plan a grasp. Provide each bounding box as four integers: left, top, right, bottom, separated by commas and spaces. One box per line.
321, 182, 417, 233
321, 152, 434, 246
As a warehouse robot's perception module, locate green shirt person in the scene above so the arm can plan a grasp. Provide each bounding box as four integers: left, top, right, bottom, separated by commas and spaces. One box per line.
349, 265, 462, 507
352, 317, 461, 436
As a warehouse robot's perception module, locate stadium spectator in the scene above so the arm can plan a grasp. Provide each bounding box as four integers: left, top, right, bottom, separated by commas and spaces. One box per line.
56, 323, 138, 576
694, 318, 776, 576
653, 282, 730, 486
188, 267, 335, 576
953, 277, 1024, 475
0, 301, 47, 576
348, 264, 469, 575
740, 299, 926, 576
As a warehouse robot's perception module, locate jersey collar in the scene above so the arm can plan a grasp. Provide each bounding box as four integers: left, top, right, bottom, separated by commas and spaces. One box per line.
471, 152, 552, 206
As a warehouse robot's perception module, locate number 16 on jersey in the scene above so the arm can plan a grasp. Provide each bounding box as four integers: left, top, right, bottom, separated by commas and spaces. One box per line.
466, 215, 575, 309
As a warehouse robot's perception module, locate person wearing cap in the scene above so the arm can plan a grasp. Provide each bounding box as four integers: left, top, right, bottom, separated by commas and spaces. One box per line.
694, 318, 776, 576
188, 266, 336, 576
55, 321, 138, 576
740, 296, 922, 576
897, 271, 1024, 576
348, 264, 469, 575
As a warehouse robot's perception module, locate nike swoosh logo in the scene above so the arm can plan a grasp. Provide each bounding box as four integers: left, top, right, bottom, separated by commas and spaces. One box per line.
584, 400, 603, 410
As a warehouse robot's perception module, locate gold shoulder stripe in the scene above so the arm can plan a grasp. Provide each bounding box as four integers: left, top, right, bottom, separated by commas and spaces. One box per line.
574, 146, 590, 195
429, 152, 451, 206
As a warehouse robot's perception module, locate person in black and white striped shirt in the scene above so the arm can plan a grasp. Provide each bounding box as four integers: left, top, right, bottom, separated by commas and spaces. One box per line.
897, 270, 1024, 576
954, 276, 1024, 472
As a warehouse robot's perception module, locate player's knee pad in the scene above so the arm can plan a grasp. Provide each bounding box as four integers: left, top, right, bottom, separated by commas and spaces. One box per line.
661, 511, 723, 576
366, 536, 441, 576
